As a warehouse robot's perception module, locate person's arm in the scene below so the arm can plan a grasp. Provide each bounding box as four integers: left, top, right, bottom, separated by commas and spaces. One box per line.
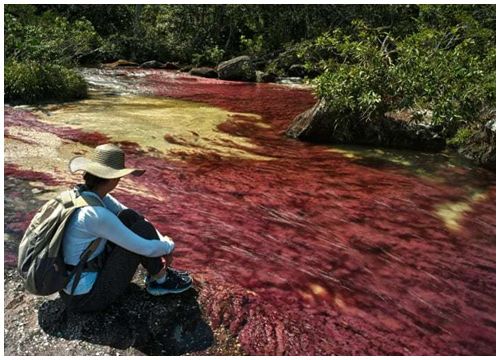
84, 207, 174, 257
103, 194, 176, 252
103, 193, 128, 215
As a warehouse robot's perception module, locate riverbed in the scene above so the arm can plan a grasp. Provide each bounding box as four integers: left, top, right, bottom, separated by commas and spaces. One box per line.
4, 68, 496, 355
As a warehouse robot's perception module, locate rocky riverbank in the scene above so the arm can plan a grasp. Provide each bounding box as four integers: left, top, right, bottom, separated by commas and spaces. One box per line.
286, 99, 496, 170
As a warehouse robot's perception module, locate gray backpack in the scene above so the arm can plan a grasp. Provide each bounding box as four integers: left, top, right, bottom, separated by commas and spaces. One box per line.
17, 188, 103, 296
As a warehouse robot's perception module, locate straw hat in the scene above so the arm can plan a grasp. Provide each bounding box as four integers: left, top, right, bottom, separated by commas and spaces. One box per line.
69, 144, 145, 179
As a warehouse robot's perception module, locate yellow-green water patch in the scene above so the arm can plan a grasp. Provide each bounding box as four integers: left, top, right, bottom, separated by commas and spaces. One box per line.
434, 190, 488, 232
32, 95, 272, 160
325, 145, 468, 183
5, 127, 163, 202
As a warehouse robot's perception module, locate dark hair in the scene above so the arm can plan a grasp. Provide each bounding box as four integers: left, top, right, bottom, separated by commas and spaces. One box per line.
83, 172, 108, 191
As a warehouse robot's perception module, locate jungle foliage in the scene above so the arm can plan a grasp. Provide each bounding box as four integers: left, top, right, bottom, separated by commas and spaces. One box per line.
4, 4, 496, 147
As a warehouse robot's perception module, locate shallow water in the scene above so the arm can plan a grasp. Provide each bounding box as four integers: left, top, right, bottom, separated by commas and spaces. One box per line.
4, 68, 496, 355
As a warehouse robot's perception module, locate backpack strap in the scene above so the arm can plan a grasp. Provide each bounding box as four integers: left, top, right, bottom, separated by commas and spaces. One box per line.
69, 238, 103, 296
65, 190, 105, 296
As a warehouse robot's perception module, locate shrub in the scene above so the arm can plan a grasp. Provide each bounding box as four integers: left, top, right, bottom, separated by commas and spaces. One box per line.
306, 15, 495, 138
5, 7, 102, 66
5, 61, 88, 104
309, 23, 395, 122
192, 45, 225, 67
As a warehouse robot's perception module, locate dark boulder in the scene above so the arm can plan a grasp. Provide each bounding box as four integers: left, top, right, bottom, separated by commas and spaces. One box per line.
189, 67, 218, 78
253, 59, 268, 71
286, 99, 446, 152
140, 60, 165, 69
287, 64, 307, 78
256, 71, 278, 83
101, 60, 138, 69
164, 62, 180, 70
458, 118, 496, 170
216, 56, 256, 82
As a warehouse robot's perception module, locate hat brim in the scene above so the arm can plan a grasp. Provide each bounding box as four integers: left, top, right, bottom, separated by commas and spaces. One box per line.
69, 156, 145, 179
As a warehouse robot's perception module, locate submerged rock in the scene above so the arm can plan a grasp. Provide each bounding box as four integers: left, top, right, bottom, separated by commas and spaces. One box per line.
189, 67, 218, 79
287, 99, 445, 151
217, 56, 256, 82
140, 60, 165, 69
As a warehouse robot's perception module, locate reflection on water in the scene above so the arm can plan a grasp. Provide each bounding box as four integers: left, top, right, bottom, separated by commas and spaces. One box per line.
3, 68, 496, 355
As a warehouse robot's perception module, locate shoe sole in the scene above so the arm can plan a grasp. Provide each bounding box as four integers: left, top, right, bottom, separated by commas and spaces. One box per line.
144, 272, 191, 284
146, 282, 193, 296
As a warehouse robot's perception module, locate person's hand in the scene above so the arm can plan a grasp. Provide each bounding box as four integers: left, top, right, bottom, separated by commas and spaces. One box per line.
160, 235, 175, 251
162, 253, 173, 267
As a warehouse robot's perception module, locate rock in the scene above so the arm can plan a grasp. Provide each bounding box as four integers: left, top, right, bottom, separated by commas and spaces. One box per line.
287, 64, 307, 78
256, 71, 278, 83
164, 62, 180, 70
101, 60, 138, 69
216, 56, 256, 82
286, 99, 446, 152
189, 67, 218, 79
139, 60, 165, 69
253, 60, 268, 71
275, 77, 304, 85
180, 66, 193, 72
458, 118, 496, 170
36, 284, 213, 355
486, 118, 496, 132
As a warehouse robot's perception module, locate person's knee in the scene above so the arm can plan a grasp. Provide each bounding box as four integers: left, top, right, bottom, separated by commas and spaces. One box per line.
130, 218, 159, 240
118, 209, 143, 227
118, 209, 158, 240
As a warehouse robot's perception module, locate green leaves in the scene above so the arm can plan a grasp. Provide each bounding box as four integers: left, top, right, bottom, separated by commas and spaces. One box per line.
5, 9, 102, 66
5, 61, 87, 104
309, 8, 494, 138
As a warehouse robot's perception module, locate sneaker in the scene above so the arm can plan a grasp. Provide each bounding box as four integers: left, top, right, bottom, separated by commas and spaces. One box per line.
146, 270, 192, 296
144, 268, 192, 285
168, 267, 191, 278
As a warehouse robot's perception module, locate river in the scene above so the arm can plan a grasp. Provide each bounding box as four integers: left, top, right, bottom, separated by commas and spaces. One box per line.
4, 68, 496, 355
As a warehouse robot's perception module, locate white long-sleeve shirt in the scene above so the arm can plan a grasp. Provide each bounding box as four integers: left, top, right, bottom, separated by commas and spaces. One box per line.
62, 191, 174, 295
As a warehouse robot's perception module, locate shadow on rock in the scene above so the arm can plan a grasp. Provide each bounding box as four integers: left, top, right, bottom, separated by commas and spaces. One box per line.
38, 284, 214, 355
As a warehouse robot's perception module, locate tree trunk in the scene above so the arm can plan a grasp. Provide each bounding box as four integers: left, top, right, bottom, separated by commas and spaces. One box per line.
131, 4, 143, 61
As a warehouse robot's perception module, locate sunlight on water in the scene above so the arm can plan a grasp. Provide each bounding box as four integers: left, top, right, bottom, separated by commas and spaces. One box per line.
434, 190, 488, 231
5, 125, 84, 175
32, 94, 272, 160
5, 125, 167, 202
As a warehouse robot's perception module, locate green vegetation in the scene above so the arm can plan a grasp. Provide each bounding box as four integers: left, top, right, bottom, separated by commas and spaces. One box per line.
5, 61, 87, 104
5, 4, 98, 103
4, 4, 495, 155
295, 5, 495, 145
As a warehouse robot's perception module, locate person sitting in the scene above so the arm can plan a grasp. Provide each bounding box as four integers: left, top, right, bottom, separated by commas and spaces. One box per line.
60, 143, 191, 312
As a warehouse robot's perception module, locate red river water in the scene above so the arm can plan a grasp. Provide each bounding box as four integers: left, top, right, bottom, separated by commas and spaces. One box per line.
4, 69, 496, 355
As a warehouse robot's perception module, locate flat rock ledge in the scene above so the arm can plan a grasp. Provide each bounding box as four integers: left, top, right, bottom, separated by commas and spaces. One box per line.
4, 269, 243, 356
